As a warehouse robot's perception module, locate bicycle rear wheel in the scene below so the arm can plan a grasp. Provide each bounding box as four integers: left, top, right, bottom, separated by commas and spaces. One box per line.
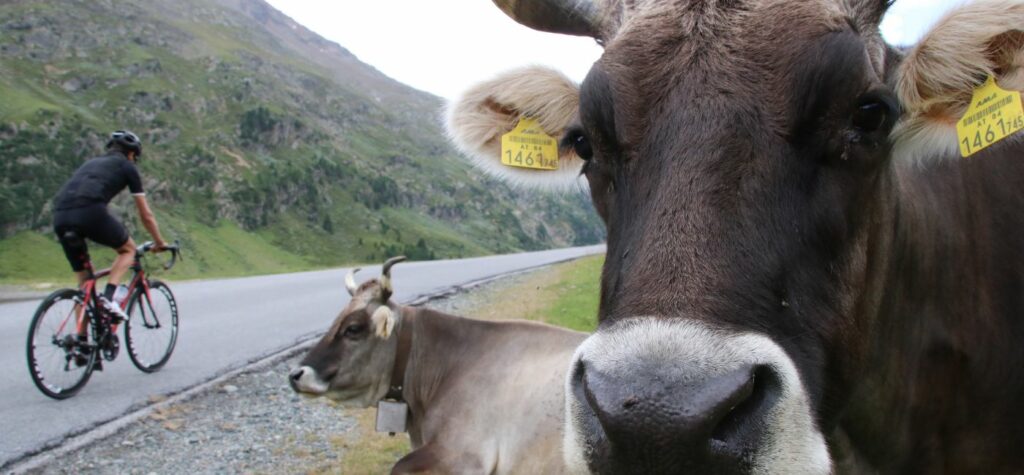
125, 280, 178, 372
26, 288, 97, 399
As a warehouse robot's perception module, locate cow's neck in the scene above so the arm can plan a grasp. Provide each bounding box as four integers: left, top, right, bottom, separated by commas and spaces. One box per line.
396, 308, 483, 443
837, 150, 1024, 471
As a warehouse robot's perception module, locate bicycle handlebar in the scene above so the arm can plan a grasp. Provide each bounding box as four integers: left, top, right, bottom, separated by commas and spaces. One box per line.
136, 240, 182, 270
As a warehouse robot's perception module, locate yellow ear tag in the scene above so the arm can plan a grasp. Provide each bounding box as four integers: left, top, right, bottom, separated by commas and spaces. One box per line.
956, 76, 1024, 158
500, 117, 559, 170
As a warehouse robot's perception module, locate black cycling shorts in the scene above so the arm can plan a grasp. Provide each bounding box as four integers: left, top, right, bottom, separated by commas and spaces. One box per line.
53, 205, 130, 272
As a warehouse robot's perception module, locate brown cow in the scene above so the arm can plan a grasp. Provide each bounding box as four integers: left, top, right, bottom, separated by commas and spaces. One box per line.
446, 0, 1024, 473
289, 257, 586, 474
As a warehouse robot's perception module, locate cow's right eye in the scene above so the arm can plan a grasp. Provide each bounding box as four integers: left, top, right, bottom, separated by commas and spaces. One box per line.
343, 324, 366, 337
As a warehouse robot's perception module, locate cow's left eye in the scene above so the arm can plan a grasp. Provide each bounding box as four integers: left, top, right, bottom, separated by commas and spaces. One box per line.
343, 324, 366, 337
563, 128, 593, 161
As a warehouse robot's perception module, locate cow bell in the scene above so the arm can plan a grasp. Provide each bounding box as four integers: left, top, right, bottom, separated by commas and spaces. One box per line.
375, 400, 409, 436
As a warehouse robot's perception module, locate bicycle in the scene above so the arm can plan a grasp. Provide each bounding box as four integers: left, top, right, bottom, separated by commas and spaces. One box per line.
26, 237, 182, 400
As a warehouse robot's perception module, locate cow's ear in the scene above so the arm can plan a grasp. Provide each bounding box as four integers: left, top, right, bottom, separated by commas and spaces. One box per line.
446, 66, 586, 189
371, 306, 396, 339
893, 1, 1024, 161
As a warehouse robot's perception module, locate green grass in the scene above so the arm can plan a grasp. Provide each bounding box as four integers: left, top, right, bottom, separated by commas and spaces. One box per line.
0, 71, 64, 122
0, 231, 115, 285
379, 207, 493, 258
166, 218, 313, 279
0, 219, 316, 285
525, 255, 602, 332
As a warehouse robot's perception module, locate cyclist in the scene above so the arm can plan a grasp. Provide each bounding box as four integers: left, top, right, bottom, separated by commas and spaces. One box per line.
52, 130, 168, 322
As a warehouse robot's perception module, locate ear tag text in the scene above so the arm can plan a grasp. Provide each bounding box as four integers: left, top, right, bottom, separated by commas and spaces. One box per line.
500, 117, 559, 170
956, 76, 1024, 157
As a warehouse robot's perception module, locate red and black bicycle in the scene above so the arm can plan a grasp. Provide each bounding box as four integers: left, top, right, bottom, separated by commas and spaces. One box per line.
26, 240, 181, 399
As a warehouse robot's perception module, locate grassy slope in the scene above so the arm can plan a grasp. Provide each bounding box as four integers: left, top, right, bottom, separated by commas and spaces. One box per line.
0, 221, 311, 285
0, 0, 605, 285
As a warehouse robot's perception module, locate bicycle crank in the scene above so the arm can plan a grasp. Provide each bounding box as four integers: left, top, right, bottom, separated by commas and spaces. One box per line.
101, 333, 120, 361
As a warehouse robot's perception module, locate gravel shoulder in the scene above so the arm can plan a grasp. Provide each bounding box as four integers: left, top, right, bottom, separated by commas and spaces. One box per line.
13, 266, 555, 475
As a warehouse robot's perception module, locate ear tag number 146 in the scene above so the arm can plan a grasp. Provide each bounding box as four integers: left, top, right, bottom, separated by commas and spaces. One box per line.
501, 118, 559, 171
956, 76, 1024, 158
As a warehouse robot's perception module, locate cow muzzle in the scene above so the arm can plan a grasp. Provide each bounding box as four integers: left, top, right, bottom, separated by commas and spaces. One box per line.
289, 365, 329, 395
563, 318, 831, 475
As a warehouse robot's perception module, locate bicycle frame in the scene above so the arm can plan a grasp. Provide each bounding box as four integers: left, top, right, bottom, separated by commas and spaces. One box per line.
52, 253, 153, 342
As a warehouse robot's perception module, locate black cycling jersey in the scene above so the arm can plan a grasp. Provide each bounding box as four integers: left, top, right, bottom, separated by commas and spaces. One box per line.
53, 151, 144, 211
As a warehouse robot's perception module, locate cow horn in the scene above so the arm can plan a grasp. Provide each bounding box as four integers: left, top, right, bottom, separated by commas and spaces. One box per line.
381, 256, 407, 300
345, 267, 361, 296
491, 0, 610, 39
382, 256, 407, 278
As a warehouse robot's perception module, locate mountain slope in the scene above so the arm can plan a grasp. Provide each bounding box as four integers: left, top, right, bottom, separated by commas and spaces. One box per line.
0, 0, 604, 282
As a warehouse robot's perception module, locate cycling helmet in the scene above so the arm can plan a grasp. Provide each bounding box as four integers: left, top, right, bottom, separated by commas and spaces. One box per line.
106, 130, 143, 157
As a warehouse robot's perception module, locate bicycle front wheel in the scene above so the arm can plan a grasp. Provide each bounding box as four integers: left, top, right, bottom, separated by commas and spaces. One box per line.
125, 280, 178, 372
26, 288, 97, 399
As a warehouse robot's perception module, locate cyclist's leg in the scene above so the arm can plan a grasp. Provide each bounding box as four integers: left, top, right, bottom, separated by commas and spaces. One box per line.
108, 237, 135, 287
84, 205, 132, 291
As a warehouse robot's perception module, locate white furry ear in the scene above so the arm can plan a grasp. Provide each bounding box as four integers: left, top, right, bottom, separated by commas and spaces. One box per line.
892, 0, 1024, 162
371, 306, 396, 339
445, 65, 587, 189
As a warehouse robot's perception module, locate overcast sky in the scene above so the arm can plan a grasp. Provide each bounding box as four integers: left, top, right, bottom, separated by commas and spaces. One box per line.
264, 0, 964, 99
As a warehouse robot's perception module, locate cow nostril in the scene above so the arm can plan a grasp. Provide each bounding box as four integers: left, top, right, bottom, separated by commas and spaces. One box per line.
711, 365, 778, 447
289, 367, 305, 382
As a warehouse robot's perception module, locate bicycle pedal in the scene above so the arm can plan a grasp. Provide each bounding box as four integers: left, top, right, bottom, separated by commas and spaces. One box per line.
92, 360, 103, 372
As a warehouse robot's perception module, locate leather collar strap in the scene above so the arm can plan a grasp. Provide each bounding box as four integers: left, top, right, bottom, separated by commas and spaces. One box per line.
385, 308, 412, 402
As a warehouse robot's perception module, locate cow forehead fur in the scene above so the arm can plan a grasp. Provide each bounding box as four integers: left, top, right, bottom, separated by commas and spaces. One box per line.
594, 0, 889, 142
326, 280, 390, 338
595, 0, 888, 79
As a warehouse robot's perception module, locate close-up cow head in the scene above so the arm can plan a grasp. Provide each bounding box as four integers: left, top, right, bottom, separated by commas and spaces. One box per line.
288, 256, 407, 407
447, 0, 1024, 473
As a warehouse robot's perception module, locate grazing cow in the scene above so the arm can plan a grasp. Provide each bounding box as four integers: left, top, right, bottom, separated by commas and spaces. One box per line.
445, 0, 1024, 473
288, 257, 586, 474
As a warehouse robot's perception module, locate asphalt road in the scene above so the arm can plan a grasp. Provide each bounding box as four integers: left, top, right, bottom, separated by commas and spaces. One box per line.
0, 245, 604, 467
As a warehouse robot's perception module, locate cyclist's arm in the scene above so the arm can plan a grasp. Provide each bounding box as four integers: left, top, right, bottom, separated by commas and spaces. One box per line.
133, 195, 168, 249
